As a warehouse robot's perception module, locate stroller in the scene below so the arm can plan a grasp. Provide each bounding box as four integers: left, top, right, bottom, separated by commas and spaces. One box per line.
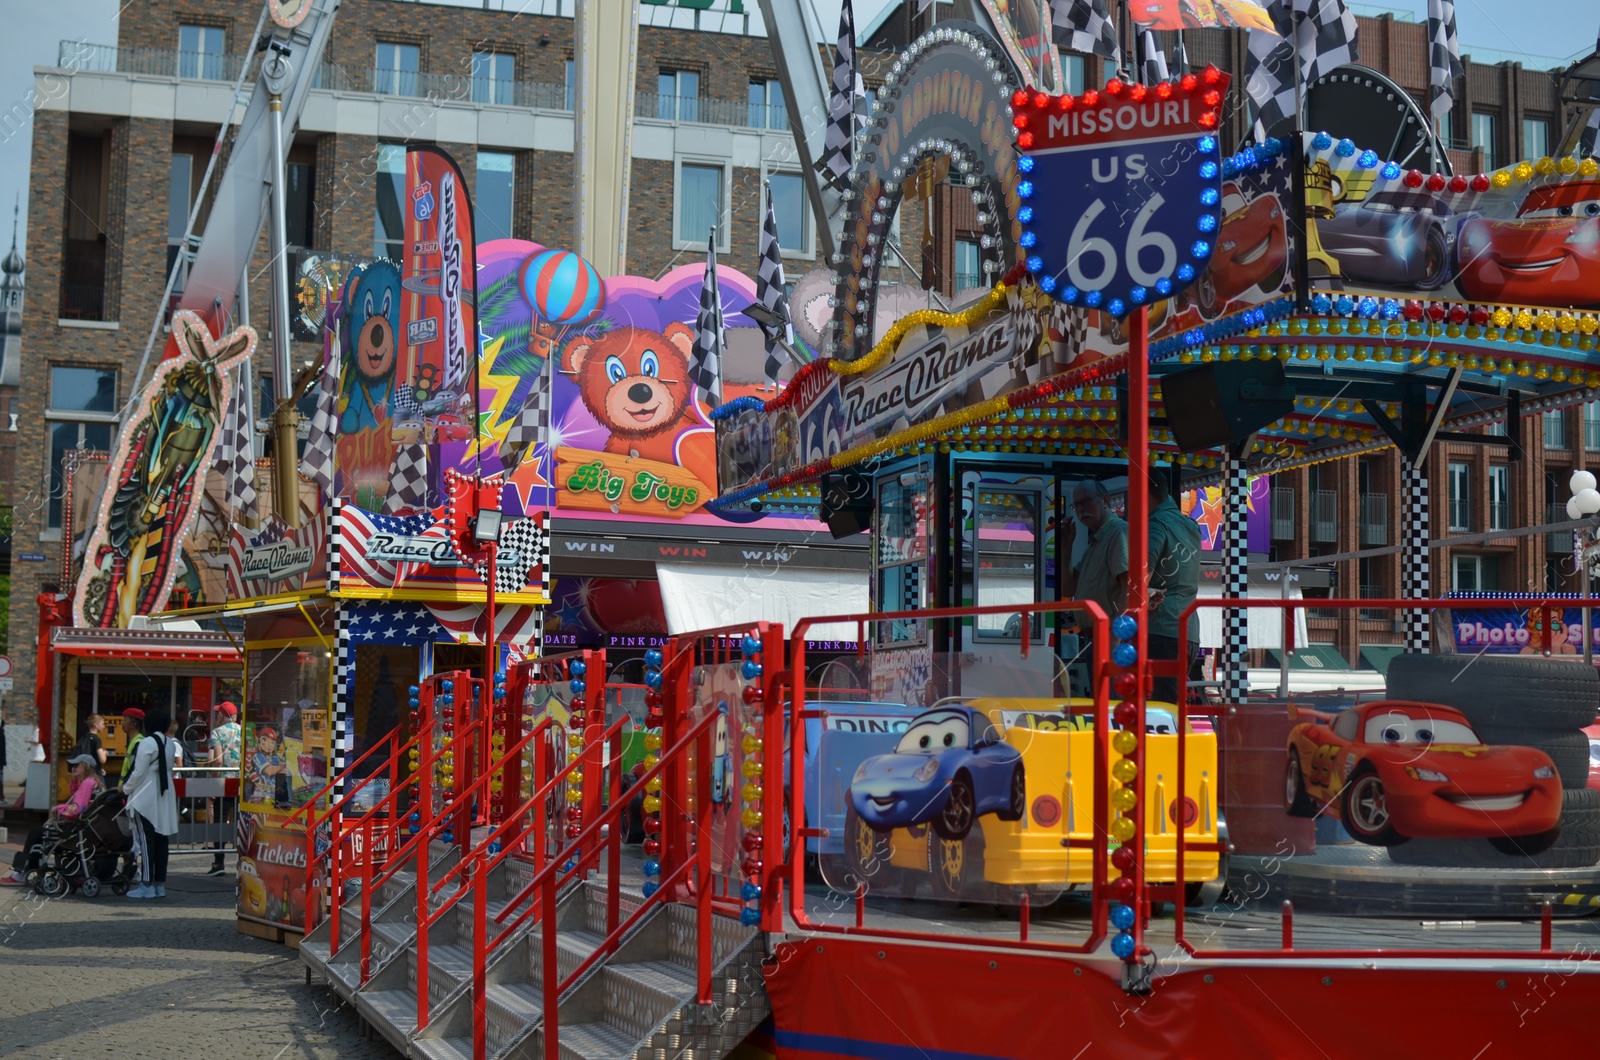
27, 788, 137, 898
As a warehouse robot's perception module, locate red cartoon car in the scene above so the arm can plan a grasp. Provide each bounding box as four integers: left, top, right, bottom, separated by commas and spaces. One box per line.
1285, 700, 1562, 851
431, 413, 474, 442
1193, 183, 1287, 318
1456, 180, 1600, 306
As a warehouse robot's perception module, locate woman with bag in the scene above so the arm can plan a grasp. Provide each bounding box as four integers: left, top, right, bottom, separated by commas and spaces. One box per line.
124, 707, 179, 899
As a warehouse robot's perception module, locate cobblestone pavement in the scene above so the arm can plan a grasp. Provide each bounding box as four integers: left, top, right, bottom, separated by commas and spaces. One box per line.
0, 853, 398, 1059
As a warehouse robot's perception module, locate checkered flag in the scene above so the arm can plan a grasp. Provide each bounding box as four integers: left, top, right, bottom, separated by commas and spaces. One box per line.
756, 183, 795, 388
1051, 0, 1121, 66
1139, 30, 1169, 84
1427, 0, 1462, 122
392, 383, 421, 419
817, 0, 862, 190
471, 516, 543, 594
299, 338, 340, 497
1246, 0, 1360, 143
385, 442, 429, 514
1172, 31, 1190, 76
213, 365, 258, 519
689, 234, 725, 407
499, 363, 547, 472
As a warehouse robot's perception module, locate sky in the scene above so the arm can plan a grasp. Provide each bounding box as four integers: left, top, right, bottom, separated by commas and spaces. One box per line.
0, 0, 1592, 262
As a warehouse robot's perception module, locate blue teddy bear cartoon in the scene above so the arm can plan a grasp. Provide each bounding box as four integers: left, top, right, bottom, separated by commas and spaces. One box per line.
338, 260, 402, 434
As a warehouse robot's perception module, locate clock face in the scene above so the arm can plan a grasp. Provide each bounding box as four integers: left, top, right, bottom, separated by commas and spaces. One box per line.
269, 0, 312, 30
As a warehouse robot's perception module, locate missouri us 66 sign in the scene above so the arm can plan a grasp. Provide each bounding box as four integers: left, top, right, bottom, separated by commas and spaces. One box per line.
1014, 67, 1231, 318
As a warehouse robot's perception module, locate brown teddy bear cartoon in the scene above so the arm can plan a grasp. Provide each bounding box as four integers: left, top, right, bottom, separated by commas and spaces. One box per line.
568, 323, 706, 466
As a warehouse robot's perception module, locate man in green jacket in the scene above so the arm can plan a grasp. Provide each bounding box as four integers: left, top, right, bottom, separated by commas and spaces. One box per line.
1145, 466, 1201, 705
118, 708, 146, 786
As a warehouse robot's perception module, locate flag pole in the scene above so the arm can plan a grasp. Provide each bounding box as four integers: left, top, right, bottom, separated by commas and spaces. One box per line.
1290, 4, 1311, 313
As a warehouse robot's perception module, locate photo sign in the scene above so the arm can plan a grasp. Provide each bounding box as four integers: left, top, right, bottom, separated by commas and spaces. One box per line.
1021, 70, 1230, 316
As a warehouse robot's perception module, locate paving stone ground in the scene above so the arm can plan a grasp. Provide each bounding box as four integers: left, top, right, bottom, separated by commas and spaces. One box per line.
0, 846, 398, 1059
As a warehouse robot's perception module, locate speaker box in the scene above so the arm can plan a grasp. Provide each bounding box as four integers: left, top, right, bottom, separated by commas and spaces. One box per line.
1161, 359, 1295, 452
820, 471, 873, 539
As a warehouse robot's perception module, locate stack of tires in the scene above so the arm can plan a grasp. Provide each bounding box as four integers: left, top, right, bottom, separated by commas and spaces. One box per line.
1384, 653, 1600, 869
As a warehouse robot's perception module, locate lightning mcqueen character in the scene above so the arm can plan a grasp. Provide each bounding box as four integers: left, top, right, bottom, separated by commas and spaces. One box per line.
1456, 179, 1600, 306
1285, 700, 1562, 851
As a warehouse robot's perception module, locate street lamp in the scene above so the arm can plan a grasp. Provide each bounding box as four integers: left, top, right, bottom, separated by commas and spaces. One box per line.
1565, 471, 1600, 665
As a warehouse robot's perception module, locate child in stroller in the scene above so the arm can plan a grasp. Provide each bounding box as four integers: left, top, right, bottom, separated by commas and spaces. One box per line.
2, 755, 135, 897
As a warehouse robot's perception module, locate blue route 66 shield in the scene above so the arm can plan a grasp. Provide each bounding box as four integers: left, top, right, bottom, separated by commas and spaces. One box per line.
1015, 72, 1231, 318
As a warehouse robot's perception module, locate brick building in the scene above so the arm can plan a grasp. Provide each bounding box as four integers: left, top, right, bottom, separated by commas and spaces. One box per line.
7, 0, 928, 730
8, 0, 1596, 725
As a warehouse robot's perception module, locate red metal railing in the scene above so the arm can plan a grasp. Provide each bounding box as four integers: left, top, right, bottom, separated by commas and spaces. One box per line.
1168, 594, 1600, 962
781, 600, 1116, 955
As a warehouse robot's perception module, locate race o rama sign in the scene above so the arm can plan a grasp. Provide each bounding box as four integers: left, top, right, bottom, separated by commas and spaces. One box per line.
1017, 67, 1230, 316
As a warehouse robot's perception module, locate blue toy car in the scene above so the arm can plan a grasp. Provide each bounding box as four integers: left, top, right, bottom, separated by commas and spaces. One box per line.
848, 706, 1024, 840
789, 702, 920, 857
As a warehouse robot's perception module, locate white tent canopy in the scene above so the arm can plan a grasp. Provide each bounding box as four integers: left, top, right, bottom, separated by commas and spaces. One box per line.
655, 564, 869, 642
1195, 582, 1309, 651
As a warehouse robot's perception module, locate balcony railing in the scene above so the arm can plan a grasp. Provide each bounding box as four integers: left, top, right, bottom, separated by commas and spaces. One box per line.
1548, 502, 1577, 554
1310, 490, 1338, 543
1449, 498, 1471, 532
1489, 500, 1511, 532
635, 92, 794, 130
1585, 406, 1600, 450
59, 283, 105, 321
1359, 492, 1387, 546
59, 40, 249, 81
1270, 488, 1296, 541
312, 64, 570, 110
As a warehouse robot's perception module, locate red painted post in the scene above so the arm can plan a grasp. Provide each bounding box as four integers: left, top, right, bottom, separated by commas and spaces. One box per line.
329, 824, 342, 954
531, 723, 547, 868
473, 853, 488, 1060
1020, 892, 1030, 942
1281, 899, 1294, 950
360, 820, 373, 984
1541, 900, 1553, 951
1126, 305, 1152, 963
416, 683, 434, 1032
606, 733, 620, 936
760, 623, 786, 932
696, 720, 713, 1006
542, 870, 559, 1060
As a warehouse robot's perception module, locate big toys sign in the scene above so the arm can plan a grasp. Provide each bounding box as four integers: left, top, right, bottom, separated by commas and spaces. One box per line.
1017, 68, 1230, 316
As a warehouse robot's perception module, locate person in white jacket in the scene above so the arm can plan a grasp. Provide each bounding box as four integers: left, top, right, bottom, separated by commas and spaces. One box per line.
125, 707, 179, 899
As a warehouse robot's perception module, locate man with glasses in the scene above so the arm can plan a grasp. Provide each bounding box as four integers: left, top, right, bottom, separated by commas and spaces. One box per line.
1063, 479, 1128, 670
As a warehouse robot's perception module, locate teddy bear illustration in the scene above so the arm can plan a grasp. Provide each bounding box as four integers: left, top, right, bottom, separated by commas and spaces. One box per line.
568, 323, 705, 466
338, 261, 402, 434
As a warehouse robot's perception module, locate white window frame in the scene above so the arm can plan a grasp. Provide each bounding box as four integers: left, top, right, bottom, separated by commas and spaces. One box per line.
672, 157, 730, 253
375, 41, 420, 97
45, 365, 120, 533
1448, 461, 1471, 532
471, 50, 516, 106
476, 150, 517, 242
177, 24, 225, 80
1488, 464, 1510, 532
759, 164, 814, 260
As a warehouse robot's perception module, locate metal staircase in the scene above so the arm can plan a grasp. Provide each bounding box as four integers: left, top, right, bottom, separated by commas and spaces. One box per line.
299, 661, 770, 1059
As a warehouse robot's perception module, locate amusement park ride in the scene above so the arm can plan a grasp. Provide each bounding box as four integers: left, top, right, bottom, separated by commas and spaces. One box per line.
27, 0, 1600, 1056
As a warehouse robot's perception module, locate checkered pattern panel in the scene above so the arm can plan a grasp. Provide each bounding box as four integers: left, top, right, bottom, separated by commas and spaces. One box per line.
1246, 0, 1360, 142
1402, 457, 1431, 652
1427, 0, 1463, 121
214, 365, 259, 518
689, 240, 725, 406
903, 561, 921, 611
333, 600, 352, 798
756, 185, 794, 388
499, 357, 547, 472
326, 498, 342, 594
1221, 453, 1250, 702
1052, 0, 1121, 65
817, 0, 860, 190
300, 346, 340, 496
1139, 30, 1169, 85
386, 442, 430, 514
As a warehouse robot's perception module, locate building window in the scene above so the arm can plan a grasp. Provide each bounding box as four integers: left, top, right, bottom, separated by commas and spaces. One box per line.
658, 69, 700, 122
1586, 403, 1600, 450
1545, 408, 1568, 448
375, 42, 420, 97
748, 78, 788, 130
766, 171, 810, 255
60, 132, 109, 321
471, 51, 515, 105
1523, 118, 1549, 160
564, 59, 574, 110
1471, 111, 1497, 166
1062, 54, 1086, 94
676, 161, 724, 248
47, 367, 117, 531
167, 153, 193, 294
286, 160, 316, 248
178, 24, 225, 80
1438, 108, 1455, 149
1452, 554, 1499, 593
954, 240, 981, 291
1448, 461, 1471, 531
477, 151, 515, 242
374, 144, 407, 260
1488, 464, 1510, 531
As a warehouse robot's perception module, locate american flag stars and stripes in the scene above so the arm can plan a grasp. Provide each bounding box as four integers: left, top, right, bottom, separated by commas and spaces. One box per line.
689, 235, 726, 407
1426, 0, 1463, 122
337, 507, 447, 589
1051, 0, 1121, 67
818, 0, 862, 190
756, 182, 795, 389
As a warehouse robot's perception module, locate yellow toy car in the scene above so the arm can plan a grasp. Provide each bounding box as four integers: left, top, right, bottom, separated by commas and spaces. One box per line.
840, 698, 1224, 905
